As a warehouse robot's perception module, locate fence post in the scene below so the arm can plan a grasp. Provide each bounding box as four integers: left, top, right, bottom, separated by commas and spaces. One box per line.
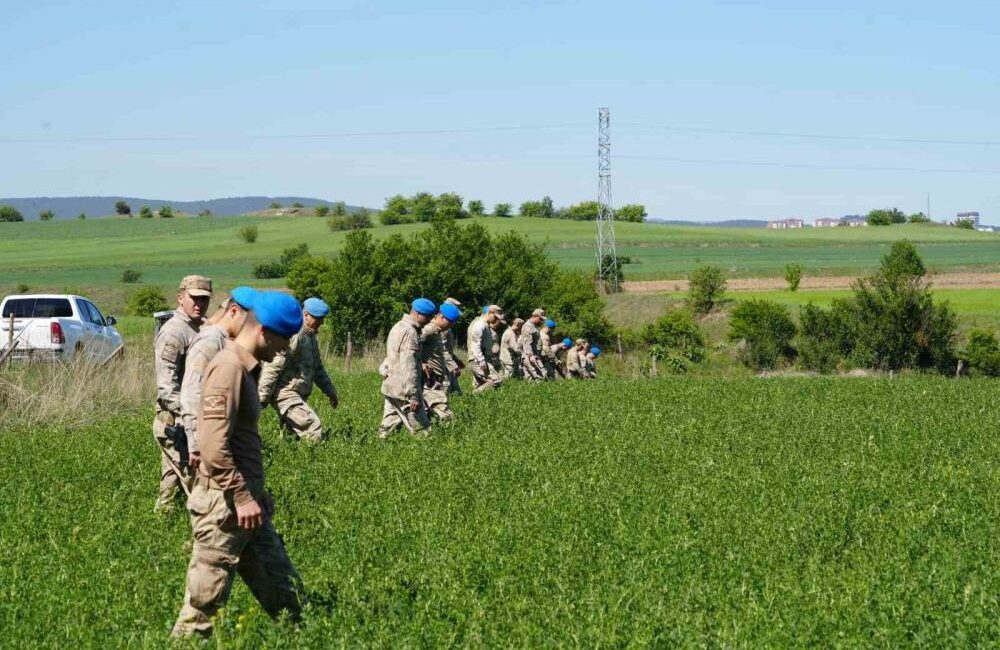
616, 333, 623, 358
345, 332, 352, 373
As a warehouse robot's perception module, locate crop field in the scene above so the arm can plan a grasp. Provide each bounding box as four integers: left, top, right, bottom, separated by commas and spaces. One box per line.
2, 373, 1000, 646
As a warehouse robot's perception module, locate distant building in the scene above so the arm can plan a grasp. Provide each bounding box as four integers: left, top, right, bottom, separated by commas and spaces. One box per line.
957, 211, 980, 227
813, 218, 840, 228
841, 215, 868, 227
977, 226, 995, 233
767, 218, 804, 229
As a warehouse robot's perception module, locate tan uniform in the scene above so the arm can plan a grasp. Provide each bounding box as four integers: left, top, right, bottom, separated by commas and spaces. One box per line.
552, 343, 568, 378
258, 327, 336, 442
539, 328, 557, 379
421, 321, 454, 421
180, 324, 228, 454
153, 308, 200, 510
378, 314, 430, 436
172, 341, 303, 637
583, 353, 597, 379
441, 328, 462, 394
499, 327, 521, 379
518, 320, 546, 381
467, 317, 502, 392
566, 347, 585, 378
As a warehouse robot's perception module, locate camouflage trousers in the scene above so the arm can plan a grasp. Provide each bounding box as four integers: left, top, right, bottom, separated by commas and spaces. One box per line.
423, 379, 453, 422
153, 410, 192, 512
470, 360, 503, 392
501, 357, 521, 380
520, 355, 546, 382
172, 480, 303, 638
274, 395, 323, 442
378, 395, 430, 438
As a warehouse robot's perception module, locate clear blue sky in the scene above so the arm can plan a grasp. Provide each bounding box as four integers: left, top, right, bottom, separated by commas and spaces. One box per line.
2, 0, 998, 221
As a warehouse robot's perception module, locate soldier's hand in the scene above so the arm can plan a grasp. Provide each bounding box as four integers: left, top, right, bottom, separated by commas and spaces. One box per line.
188, 451, 201, 470
328, 393, 339, 409
408, 399, 420, 412
237, 500, 264, 530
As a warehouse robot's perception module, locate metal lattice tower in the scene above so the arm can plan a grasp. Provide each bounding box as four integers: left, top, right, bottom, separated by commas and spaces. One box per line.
596, 107, 619, 292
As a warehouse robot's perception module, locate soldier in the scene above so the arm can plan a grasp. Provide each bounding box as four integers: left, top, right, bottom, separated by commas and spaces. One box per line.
518, 309, 547, 381
566, 338, 587, 378
584, 346, 601, 378
153, 274, 212, 513
442, 297, 465, 394
421, 303, 461, 422
172, 291, 305, 638
467, 304, 504, 392
552, 337, 573, 378
499, 317, 523, 379
257, 298, 338, 442
539, 319, 557, 379
378, 298, 436, 438
180, 287, 257, 470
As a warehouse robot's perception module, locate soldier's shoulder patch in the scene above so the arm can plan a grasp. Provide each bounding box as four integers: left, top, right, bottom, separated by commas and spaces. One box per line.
202, 394, 227, 420
160, 343, 179, 363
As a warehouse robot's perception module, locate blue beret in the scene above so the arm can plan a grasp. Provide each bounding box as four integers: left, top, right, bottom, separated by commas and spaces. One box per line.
562, 337, 572, 347
412, 298, 436, 316
591, 347, 601, 356
545, 319, 556, 328
481, 305, 490, 314
439, 303, 460, 322
253, 291, 304, 338
303, 297, 330, 318
230, 286, 258, 310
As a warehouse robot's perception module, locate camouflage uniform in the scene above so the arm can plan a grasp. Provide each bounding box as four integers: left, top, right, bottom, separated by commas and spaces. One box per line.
467, 316, 502, 392
378, 314, 430, 437
441, 328, 463, 394
258, 326, 337, 442
583, 353, 597, 379
153, 307, 201, 510
172, 341, 303, 637
421, 320, 454, 421
566, 345, 585, 378
551, 342, 569, 379
539, 327, 557, 379
518, 319, 546, 381
180, 324, 228, 456
499, 326, 521, 379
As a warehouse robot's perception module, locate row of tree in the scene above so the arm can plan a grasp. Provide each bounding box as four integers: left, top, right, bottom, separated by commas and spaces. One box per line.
378, 193, 647, 225
865, 208, 930, 226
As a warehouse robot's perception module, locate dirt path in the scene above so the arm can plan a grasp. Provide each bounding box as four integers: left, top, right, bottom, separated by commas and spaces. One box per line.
624, 272, 1000, 293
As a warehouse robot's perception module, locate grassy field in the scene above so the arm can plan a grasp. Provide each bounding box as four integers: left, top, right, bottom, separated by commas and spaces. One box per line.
3, 372, 1000, 646
2, 216, 999, 301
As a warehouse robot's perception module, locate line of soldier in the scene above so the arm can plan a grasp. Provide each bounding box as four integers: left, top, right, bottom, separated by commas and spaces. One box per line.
152, 277, 603, 636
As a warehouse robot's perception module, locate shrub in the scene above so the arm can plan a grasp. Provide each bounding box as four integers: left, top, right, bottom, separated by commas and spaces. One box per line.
238, 225, 258, 243
120, 269, 142, 284
519, 196, 554, 218
964, 329, 1000, 376
328, 210, 373, 232
198, 209, 212, 217
784, 263, 802, 292
252, 243, 310, 279
0, 205, 24, 222
292, 202, 304, 208
126, 287, 168, 316
77, 213, 86, 220
15, 283, 30, 293
955, 217, 976, 230
728, 300, 797, 370
139, 206, 153, 219
687, 265, 727, 314
270, 202, 282, 209
616, 204, 647, 223
493, 203, 513, 218
641, 309, 706, 363
867, 208, 905, 226
909, 212, 930, 223
797, 302, 846, 373
542, 270, 614, 344
38, 210, 54, 222
158, 206, 174, 218
315, 205, 330, 217
115, 201, 131, 216
468, 200, 485, 217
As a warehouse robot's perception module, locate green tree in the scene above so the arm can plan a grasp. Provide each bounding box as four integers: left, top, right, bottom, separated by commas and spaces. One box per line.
292, 202, 304, 208
640, 309, 706, 364
687, 265, 727, 314
139, 206, 153, 219
964, 329, 1000, 376
436, 192, 467, 220
728, 300, 797, 370
493, 202, 512, 218
955, 217, 976, 230
0, 205, 24, 222
314, 205, 330, 217
126, 287, 168, 316
38, 210, 54, 222
520, 196, 554, 218
867, 208, 906, 226
380, 194, 410, 225
270, 202, 282, 209
784, 263, 802, 292
77, 213, 87, 220
238, 224, 258, 243
880, 240, 926, 282
115, 201, 131, 216
908, 212, 930, 223
410, 192, 437, 222
467, 199, 485, 217
616, 204, 648, 223
158, 206, 174, 218
332, 201, 348, 217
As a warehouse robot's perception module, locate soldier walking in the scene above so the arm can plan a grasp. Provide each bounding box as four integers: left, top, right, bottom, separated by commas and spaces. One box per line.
180, 287, 257, 470
566, 338, 587, 378
258, 298, 338, 442
518, 309, 547, 381
553, 337, 573, 378
539, 319, 558, 379
378, 298, 436, 438
499, 317, 523, 379
442, 297, 465, 394
420, 303, 461, 422
467, 304, 504, 392
172, 291, 306, 638
583, 346, 601, 378
153, 275, 212, 513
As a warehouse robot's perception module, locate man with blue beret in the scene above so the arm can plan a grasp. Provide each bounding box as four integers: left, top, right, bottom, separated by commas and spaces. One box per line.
539, 318, 558, 379
551, 336, 573, 379
441, 297, 465, 394
583, 346, 601, 379
258, 297, 338, 442
420, 302, 461, 422
378, 298, 435, 438
173, 290, 304, 637
181, 287, 258, 470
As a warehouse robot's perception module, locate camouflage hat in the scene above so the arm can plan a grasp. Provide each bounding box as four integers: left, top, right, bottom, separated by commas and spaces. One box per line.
575, 338, 587, 346
179, 275, 212, 297
488, 304, 504, 315
444, 297, 462, 307
513, 318, 525, 327
531, 308, 546, 318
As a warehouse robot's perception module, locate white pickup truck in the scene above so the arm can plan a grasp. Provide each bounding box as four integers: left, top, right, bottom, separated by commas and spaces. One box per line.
0, 294, 124, 362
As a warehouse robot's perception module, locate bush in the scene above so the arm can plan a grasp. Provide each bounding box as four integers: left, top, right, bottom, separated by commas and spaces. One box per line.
315, 205, 330, 217
328, 210, 373, 232
955, 218, 976, 230
519, 197, 555, 218
38, 210, 54, 222
139, 206, 153, 219
542, 270, 614, 344
115, 201, 131, 216
867, 208, 906, 226
126, 287, 168, 316
238, 225, 258, 243
252, 243, 310, 279
964, 330, 1000, 376
797, 302, 846, 373
493, 203, 513, 218
688, 265, 727, 314
77, 213, 86, 220
120, 269, 142, 284
0, 205, 24, 222
728, 300, 797, 370
468, 200, 485, 217
158, 206, 174, 218
641, 309, 706, 363
784, 263, 802, 292
15, 283, 30, 293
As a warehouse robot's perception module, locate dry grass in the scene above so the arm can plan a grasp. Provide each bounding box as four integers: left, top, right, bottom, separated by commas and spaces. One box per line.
0, 349, 153, 431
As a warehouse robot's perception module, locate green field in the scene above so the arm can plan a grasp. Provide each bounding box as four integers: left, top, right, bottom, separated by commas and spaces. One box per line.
3, 374, 1000, 646
2, 217, 999, 301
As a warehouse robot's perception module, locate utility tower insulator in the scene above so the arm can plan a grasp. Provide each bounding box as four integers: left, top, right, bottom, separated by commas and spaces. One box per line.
596, 107, 619, 292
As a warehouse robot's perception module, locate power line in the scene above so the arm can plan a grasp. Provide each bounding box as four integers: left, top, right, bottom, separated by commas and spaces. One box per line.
618, 122, 1000, 147
616, 154, 1000, 175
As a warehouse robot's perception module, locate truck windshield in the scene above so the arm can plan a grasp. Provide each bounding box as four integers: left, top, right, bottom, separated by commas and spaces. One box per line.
2, 298, 74, 318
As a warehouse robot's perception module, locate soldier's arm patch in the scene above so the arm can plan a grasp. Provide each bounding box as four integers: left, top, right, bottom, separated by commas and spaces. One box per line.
160, 343, 179, 364
202, 394, 227, 419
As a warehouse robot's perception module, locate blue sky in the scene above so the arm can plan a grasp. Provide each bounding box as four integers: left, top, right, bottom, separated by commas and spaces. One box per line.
1, 0, 998, 220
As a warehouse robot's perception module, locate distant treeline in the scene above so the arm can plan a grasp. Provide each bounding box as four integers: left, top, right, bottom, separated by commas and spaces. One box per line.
379, 192, 646, 225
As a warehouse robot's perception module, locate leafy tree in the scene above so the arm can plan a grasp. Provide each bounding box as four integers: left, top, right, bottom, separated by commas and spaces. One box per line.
380, 194, 411, 225
881, 240, 925, 282
139, 206, 153, 219
77, 213, 87, 220
158, 206, 174, 218
867, 208, 905, 226
520, 196, 554, 218
797, 302, 846, 373
252, 243, 310, 278
640, 309, 706, 363
784, 263, 802, 291
616, 204, 648, 223
0, 205, 24, 222
542, 270, 614, 343
332, 201, 348, 217
198, 209, 213, 217
238, 224, 258, 243
115, 201, 131, 216
598, 253, 625, 291
908, 212, 930, 223
328, 209, 373, 231
410, 192, 437, 222
292, 202, 304, 208
120, 269, 142, 283
38, 210, 54, 222
126, 287, 168, 316
493, 202, 513, 218
270, 202, 282, 209
687, 265, 727, 314
728, 300, 797, 370
964, 329, 1000, 376
955, 217, 976, 230
315, 205, 330, 217
436, 192, 467, 219
467, 200, 485, 217
562, 201, 600, 221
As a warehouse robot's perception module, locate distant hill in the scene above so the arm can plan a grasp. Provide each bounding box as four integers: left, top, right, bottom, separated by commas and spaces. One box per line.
647, 218, 767, 228
0, 196, 368, 220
